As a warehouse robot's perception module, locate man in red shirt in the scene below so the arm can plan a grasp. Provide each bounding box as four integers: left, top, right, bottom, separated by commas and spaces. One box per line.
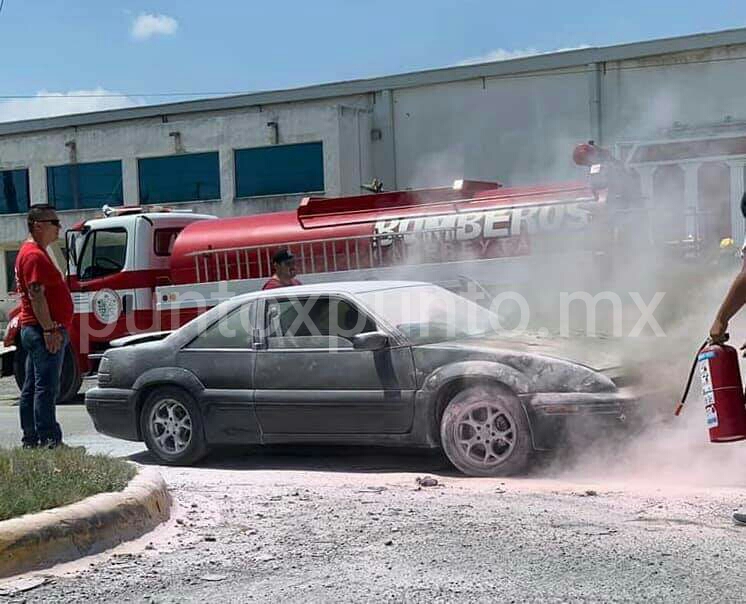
15, 204, 74, 449
262, 248, 302, 290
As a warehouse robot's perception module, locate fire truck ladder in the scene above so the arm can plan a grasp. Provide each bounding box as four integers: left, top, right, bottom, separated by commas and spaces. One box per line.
187, 229, 456, 284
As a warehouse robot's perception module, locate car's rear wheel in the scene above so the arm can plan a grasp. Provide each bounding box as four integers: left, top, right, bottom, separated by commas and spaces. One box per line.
140, 387, 208, 466
440, 385, 532, 476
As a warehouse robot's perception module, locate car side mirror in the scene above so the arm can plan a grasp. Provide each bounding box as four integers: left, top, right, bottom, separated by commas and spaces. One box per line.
352, 331, 388, 351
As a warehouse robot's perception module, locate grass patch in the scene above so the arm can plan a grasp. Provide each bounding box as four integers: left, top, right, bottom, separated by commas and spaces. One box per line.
0, 447, 136, 522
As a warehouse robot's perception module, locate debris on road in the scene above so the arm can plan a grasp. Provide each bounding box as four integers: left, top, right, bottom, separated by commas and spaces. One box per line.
416, 476, 439, 487
356, 486, 388, 494
199, 574, 228, 582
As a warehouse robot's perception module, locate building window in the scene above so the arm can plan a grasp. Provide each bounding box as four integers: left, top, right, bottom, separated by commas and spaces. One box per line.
4, 249, 19, 293
234, 142, 324, 198
138, 152, 220, 204
47, 161, 123, 211
0, 169, 30, 215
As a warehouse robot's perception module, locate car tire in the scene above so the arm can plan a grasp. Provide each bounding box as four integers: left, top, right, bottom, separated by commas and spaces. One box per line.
13, 343, 82, 403
140, 386, 208, 466
440, 384, 533, 477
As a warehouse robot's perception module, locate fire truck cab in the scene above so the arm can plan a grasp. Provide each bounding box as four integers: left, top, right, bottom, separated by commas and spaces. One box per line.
3, 207, 214, 401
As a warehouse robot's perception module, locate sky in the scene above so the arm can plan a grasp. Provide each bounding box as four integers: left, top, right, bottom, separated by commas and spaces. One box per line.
0, 0, 745, 122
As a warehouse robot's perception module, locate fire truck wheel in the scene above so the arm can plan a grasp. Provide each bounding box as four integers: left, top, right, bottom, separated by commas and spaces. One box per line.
59, 346, 82, 403
141, 387, 208, 466
12, 343, 82, 403
440, 385, 532, 477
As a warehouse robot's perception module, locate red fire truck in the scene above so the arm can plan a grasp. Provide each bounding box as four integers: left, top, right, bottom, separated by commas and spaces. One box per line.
1, 143, 628, 401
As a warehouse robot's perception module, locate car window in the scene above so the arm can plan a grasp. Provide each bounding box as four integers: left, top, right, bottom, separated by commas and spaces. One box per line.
264, 296, 376, 344
187, 304, 253, 349
358, 285, 495, 344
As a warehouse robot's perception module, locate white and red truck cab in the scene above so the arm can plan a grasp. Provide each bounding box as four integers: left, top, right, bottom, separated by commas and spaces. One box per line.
2, 143, 631, 401
3, 208, 214, 400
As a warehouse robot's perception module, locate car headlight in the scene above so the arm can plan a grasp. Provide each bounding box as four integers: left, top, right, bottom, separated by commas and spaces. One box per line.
97, 356, 112, 386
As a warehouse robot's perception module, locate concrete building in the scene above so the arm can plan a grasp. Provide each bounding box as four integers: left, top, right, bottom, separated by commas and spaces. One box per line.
2, 27, 746, 299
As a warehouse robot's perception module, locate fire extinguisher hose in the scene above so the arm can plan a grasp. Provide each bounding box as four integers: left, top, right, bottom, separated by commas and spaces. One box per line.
674, 338, 720, 416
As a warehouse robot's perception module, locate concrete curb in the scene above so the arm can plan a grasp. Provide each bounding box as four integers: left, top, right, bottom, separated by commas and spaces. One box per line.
0, 466, 171, 579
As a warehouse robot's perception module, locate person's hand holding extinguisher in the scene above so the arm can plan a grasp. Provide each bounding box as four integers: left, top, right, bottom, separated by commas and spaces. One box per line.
710, 275, 746, 352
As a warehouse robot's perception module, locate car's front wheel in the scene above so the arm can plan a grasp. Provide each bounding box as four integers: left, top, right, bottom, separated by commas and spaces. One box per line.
140, 387, 208, 465
440, 385, 532, 476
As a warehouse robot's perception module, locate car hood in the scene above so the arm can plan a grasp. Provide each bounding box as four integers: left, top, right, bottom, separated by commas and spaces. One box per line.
451, 333, 622, 372
412, 333, 627, 394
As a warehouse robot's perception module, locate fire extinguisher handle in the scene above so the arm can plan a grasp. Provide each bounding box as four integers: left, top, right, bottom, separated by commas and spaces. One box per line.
675, 340, 710, 416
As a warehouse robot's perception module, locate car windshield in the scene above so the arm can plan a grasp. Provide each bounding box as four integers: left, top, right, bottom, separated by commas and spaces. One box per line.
358, 285, 496, 344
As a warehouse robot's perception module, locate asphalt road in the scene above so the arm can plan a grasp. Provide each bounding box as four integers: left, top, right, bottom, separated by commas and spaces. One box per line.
0, 376, 141, 457
3, 376, 746, 602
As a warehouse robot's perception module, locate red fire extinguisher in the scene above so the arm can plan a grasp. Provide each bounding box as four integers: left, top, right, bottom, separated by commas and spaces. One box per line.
676, 336, 746, 442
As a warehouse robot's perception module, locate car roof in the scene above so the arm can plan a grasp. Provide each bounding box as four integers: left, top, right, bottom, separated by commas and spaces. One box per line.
167, 280, 443, 349
228, 280, 431, 305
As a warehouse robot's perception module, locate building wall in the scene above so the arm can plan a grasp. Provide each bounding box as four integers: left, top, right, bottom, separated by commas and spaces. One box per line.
602, 45, 746, 142
3, 40, 746, 297
383, 68, 592, 189
599, 45, 746, 245
0, 94, 372, 296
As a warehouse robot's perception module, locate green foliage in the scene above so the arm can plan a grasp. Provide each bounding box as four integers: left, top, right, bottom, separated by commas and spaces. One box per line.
0, 447, 136, 522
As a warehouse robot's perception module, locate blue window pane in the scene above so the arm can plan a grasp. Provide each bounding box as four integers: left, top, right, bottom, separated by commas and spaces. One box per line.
235, 142, 324, 197
47, 161, 123, 210
0, 169, 30, 214
138, 152, 220, 204
5, 249, 19, 293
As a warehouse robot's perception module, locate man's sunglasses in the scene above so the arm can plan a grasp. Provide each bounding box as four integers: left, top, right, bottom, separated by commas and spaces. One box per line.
35, 219, 61, 227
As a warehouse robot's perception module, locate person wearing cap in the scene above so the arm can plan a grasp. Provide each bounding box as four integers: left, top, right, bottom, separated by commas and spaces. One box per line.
262, 248, 302, 290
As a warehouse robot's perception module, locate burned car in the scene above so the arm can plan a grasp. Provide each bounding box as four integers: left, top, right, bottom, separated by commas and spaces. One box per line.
85, 281, 635, 476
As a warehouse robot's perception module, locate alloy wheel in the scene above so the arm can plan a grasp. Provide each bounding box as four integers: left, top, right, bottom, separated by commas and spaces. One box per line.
148, 398, 193, 455
454, 402, 516, 468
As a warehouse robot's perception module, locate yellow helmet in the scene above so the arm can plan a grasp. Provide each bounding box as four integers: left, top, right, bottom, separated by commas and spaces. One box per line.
720, 237, 735, 250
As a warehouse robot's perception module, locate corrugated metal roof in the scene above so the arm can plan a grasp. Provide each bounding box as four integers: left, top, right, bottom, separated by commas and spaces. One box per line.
1, 27, 745, 137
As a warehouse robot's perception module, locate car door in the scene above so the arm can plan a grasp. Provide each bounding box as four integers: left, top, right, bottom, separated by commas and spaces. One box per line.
177, 301, 261, 444
253, 293, 416, 436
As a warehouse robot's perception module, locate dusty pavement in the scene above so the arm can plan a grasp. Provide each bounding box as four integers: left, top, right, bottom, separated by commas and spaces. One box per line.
5, 450, 746, 603
3, 376, 746, 602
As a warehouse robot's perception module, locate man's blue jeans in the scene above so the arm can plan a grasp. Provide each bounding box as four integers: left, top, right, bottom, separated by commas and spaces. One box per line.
19, 325, 67, 446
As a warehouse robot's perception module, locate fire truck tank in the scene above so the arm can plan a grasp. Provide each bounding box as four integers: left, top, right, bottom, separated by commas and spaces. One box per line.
168, 181, 507, 285
168, 179, 594, 286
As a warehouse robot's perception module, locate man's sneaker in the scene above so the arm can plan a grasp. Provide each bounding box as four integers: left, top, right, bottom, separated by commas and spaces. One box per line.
21, 442, 38, 450
732, 511, 746, 525
42, 440, 85, 452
